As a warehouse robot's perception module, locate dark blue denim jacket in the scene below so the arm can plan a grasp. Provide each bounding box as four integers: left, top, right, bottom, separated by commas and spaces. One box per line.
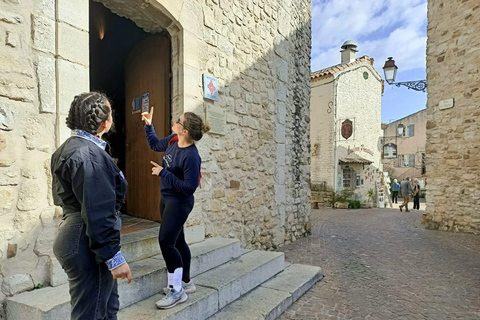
51, 130, 128, 269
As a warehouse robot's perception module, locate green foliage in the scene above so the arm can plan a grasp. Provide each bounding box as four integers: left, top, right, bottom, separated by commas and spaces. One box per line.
367, 188, 375, 202
348, 200, 362, 209
34, 283, 44, 289
326, 188, 355, 208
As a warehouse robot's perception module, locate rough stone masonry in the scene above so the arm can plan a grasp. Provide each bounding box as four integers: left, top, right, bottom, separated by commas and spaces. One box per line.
425, 0, 480, 233
0, 0, 312, 315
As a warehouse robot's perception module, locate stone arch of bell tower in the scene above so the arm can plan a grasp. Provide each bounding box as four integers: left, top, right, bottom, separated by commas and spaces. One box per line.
55, 0, 206, 144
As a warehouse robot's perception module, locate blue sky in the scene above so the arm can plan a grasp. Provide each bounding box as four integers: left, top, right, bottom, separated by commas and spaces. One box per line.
311, 0, 428, 123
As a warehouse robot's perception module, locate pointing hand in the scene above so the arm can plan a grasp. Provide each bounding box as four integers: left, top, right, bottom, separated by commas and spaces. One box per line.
141, 107, 154, 126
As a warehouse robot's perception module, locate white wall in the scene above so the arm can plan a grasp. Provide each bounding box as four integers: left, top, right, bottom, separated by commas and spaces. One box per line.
310, 79, 335, 187
335, 63, 383, 200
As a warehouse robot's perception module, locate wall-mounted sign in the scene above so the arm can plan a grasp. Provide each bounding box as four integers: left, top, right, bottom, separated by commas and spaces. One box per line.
383, 143, 397, 159
132, 96, 141, 114
203, 74, 218, 101
141, 92, 150, 113
206, 105, 226, 135
341, 119, 353, 140
439, 98, 454, 110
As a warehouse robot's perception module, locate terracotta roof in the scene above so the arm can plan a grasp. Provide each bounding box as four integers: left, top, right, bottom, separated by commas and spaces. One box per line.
311, 56, 374, 81
339, 155, 373, 165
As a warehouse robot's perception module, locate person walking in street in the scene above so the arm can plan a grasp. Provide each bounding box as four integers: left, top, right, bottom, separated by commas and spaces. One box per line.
391, 178, 400, 203
412, 179, 421, 210
399, 177, 413, 212
141, 107, 210, 309
51, 92, 133, 320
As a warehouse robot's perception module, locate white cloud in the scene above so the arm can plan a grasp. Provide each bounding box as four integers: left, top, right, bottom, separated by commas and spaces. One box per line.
311, 0, 427, 72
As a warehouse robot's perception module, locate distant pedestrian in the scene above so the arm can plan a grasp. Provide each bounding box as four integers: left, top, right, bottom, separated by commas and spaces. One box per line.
399, 177, 412, 212
412, 179, 420, 210
391, 178, 400, 203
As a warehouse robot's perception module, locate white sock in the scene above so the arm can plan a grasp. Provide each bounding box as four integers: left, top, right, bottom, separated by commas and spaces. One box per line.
167, 272, 174, 288
173, 267, 183, 292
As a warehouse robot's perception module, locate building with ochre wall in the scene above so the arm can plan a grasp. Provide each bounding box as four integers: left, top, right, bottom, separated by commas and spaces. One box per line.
425, 0, 480, 233
0, 0, 312, 313
310, 41, 384, 203
382, 109, 427, 187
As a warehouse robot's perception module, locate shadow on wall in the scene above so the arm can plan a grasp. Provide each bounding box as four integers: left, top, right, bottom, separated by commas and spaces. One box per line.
0, 1, 312, 304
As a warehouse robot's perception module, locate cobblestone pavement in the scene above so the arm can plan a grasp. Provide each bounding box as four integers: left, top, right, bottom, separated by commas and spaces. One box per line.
278, 207, 480, 320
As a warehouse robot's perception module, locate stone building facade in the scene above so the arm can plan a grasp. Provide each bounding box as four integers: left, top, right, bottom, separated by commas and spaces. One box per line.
0, 0, 312, 313
425, 0, 480, 233
310, 42, 384, 203
382, 109, 427, 187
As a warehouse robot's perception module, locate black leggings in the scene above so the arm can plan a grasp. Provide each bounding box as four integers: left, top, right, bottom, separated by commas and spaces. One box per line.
159, 197, 194, 280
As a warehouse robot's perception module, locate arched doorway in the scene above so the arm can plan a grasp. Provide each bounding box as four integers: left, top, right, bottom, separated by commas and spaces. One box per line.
89, 1, 171, 221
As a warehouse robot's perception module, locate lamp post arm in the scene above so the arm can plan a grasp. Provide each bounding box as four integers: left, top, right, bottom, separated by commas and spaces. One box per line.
392, 80, 427, 92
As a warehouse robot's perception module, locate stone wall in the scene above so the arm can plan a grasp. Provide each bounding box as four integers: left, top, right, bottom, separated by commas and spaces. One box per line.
0, 0, 312, 312
190, 0, 312, 248
0, 0, 60, 317
425, 0, 480, 233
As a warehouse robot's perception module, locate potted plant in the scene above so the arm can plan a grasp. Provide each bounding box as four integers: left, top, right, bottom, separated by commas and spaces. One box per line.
327, 188, 353, 209
363, 188, 375, 208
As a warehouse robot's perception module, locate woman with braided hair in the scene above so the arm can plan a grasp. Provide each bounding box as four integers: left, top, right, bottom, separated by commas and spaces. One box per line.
51, 92, 132, 320
141, 108, 210, 309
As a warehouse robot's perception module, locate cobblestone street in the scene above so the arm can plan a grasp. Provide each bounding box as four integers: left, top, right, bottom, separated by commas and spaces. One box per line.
278, 207, 480, 320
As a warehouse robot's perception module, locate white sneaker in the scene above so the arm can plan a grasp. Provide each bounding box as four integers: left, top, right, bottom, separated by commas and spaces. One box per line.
155, 287, 187, 309
162, 281, 196, 295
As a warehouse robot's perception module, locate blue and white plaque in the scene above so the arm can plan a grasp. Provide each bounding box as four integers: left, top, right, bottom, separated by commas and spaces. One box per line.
203, 74, 218, 101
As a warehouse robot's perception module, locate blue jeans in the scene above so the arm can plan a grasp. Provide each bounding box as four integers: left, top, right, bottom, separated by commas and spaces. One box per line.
53, 214, 119, 320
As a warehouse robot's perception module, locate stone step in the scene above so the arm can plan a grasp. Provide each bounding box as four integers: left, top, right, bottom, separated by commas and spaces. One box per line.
117, 250, 286, 320
5, 237, 241, 320
120, 237, 242, 308
207, 264, 323, 320
122, 224, 206, 263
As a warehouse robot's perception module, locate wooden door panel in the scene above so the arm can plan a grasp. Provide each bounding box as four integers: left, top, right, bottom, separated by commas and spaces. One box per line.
125, 36, 171, 222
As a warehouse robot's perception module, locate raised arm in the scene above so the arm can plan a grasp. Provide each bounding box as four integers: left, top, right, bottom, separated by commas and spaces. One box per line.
144, 125, 176, 152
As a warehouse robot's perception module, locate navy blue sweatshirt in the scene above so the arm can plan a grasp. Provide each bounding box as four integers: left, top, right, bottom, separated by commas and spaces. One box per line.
144, 125, 201, 201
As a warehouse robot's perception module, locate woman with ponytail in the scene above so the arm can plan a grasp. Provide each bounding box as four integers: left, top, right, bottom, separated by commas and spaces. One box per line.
141, 108, 210, 309
51, 92, 132, 320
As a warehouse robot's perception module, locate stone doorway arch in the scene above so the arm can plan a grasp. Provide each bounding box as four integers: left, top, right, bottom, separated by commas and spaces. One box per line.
92, 0, 204, 117
55, 0, 206, 146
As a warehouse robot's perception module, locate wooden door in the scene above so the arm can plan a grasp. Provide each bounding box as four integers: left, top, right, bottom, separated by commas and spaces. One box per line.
125, 36, 171, 222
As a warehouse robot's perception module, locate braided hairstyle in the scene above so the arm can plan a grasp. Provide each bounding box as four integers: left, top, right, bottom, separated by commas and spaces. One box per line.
66, 92, 111, 135
183, 112, 210, 141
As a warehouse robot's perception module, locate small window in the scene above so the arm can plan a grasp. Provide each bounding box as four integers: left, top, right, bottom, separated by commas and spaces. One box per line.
396, 154, 416, 167
343, 167, 356, 188
401, 124, 415, 137
356, 174, 364, 186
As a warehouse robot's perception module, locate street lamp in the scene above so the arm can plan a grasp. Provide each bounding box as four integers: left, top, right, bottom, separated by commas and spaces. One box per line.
382, 57, 427, 92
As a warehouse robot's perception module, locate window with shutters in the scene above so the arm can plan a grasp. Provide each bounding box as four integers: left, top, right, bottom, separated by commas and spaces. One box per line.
401, 124, 415, 137
396, 154, 416, 167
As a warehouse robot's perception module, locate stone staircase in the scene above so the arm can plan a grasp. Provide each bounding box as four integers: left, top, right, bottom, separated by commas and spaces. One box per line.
6, 225, 322, 320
